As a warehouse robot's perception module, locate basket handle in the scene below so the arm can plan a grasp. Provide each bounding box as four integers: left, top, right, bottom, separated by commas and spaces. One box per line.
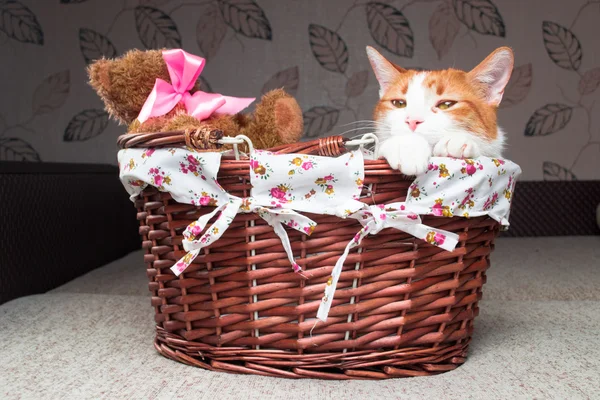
117, 129, 378, 158
117, 128, 348, 155
274, 134, 379, 157
268, 136, 347, 156
117, 128, 224, 151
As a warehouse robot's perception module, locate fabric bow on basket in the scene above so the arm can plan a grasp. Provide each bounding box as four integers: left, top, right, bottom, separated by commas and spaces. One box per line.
137, 48, 255, 123
316, 202, 460, 322
172, 197, 316, 275
171, 149, 366, 276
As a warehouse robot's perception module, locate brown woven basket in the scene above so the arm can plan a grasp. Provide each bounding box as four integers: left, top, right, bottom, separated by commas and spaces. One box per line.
118, 130, 500, 380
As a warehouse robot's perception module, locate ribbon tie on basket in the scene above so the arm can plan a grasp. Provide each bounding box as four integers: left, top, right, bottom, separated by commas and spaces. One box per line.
137, 48, 255, 123
316, 202, 460, 322
171, 197, 316, 276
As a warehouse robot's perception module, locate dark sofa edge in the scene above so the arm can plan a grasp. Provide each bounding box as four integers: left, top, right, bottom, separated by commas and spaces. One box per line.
0, 160, 118, 174
0, 161, 140, 305
501, 180, 600, 237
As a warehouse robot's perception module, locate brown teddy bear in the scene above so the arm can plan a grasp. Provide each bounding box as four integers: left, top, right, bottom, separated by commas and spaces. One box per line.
87, 48, 303, 150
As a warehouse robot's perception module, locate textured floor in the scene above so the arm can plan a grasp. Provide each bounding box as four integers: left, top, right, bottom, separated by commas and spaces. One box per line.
2, 236, 600, 400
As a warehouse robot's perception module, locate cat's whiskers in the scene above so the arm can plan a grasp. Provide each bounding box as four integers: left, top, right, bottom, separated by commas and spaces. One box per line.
335, 120, 392, 143
338, 126, 378, 138
339, 120, 392, 130
339, 119, 391, 127
339, 120, 392, 141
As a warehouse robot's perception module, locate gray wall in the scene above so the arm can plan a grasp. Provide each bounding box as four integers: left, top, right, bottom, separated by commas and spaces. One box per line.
0, 0, 599, 180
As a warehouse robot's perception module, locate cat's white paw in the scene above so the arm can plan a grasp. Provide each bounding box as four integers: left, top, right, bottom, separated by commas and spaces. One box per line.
433, 135, 481, 158
380, 136, 431, 175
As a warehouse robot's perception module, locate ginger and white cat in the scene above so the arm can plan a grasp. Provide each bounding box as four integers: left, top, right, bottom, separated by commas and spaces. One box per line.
366, 46, 514, 175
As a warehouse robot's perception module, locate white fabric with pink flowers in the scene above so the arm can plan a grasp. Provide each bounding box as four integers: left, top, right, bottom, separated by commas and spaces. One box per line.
405, 157, 520, 225
248, 149, 365, 216
117, 147, 521, 323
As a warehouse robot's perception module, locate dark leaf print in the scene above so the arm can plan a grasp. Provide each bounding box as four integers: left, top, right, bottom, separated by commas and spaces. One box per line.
452, 0, 505, 37
64, 109, 109, 142
303, 106, 340, 138
500, 64, 532, 108
366, 2, 414, 57
79, 28, 117, 64
308, 24, 349, 73
32, 70, 70, 116
0, 137, 40, 161
543, 161, 577, 181
197, 75, 212, 93
134, 6, 181, 49
218, 0, 272, 40
0, 1, 44, 45
578, 67, 600, 95
542, 21, 582, 71
524, 104, 572, 136
345, 70, 369, 98
262, 66, 299, 95
429, 2, 461, 60
196, 3, 227, 60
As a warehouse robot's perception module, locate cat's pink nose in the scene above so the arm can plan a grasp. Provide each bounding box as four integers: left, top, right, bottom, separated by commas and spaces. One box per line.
405, 117, 424, 132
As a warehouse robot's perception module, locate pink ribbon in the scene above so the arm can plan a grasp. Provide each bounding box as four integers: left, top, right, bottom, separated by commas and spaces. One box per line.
137, 49, 255, 123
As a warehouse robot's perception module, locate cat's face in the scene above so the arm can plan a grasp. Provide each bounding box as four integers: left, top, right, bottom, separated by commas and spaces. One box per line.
367, 46, 514, 143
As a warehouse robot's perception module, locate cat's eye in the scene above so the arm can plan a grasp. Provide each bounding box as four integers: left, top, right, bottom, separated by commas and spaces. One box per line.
391, 99, 406, 108
437, 100, 457, 110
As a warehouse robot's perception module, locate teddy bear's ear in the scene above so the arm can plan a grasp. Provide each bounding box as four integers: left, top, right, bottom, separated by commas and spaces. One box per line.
87, 58, 127, 124
87, 49, 170, 125
239, 89, 303, 149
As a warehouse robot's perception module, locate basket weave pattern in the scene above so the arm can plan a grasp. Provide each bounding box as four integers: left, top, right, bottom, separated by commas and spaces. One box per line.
126, 135, 499, 379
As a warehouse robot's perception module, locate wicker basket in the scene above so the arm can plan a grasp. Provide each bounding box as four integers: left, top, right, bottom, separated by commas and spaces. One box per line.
118, 131, 500, 380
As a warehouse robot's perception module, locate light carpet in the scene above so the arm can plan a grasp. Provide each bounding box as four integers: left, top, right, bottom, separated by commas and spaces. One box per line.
1, 236, 599, 400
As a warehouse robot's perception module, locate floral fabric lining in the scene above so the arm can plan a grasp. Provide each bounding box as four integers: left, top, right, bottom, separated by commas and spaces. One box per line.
406, 157, 520, 226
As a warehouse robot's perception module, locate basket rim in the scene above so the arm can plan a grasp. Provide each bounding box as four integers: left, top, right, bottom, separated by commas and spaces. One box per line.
118, 131, 354, 158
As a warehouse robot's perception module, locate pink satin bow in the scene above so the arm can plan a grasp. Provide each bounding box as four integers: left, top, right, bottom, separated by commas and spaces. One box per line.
137, 49, 255, 123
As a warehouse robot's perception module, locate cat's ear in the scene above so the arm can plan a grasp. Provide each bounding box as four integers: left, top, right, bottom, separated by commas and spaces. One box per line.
366, 46, 405, 97
468, 47, 514, 106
